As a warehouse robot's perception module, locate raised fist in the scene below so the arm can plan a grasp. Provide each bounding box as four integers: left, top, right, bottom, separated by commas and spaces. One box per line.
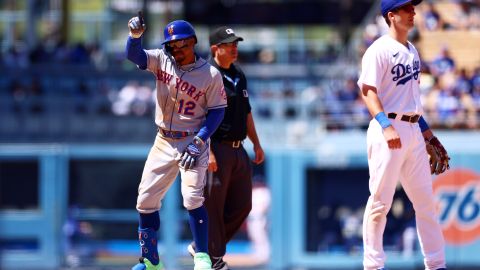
128, 16, 146, 38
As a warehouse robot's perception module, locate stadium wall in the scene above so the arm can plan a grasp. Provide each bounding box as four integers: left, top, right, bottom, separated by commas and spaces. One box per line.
1, 131, 479, 269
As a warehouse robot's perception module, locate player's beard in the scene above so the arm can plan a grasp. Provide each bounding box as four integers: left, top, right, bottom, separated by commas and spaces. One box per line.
172, 51, 186, 65
172, 46, 196, 66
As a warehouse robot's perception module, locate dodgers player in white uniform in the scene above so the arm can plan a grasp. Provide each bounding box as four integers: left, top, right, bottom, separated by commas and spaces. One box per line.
126, 16, 227, 270
357, 1, 448, 269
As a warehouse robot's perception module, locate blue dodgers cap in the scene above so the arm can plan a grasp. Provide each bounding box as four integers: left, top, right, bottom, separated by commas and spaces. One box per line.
381, 0, 423, 16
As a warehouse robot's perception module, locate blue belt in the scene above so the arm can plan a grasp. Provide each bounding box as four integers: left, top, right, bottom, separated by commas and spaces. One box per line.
158, 128, 196, 139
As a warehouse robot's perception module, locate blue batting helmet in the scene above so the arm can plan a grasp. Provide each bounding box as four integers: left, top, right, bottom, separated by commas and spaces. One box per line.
162, 20, 197, 44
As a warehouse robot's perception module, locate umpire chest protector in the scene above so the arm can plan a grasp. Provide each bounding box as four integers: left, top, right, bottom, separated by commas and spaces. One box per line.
209, 59, 251, 142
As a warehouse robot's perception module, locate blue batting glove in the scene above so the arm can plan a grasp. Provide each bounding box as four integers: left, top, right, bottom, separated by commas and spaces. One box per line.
180, 137, 204, 170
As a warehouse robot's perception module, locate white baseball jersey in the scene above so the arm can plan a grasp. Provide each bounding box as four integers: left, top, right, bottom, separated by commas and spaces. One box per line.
357, 35, 423, 115
358, 34, 446, 270
145, 49, 227, 131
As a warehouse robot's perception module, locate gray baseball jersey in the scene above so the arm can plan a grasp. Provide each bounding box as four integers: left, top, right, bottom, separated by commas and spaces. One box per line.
137, 49, 227, 213
145, 49, 227, 132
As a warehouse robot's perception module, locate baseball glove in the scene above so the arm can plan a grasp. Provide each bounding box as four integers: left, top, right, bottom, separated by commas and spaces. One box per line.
425, 136, 450, 175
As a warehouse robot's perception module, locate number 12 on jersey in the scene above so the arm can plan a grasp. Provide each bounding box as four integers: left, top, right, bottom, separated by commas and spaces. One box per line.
178, 99, 195, 115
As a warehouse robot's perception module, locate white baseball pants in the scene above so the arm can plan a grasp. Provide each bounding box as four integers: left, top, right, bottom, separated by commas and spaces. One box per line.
363, 119, 446, 270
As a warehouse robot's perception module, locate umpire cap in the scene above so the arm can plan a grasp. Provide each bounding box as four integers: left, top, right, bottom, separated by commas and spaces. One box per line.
209, 26, 244, 46
381, 0, 423, 16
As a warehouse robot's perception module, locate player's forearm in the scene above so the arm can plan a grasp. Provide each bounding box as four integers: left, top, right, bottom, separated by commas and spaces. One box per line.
246, 113, 261, 147
126, 36, 147, 69
361, 85, 394, 129
422, 129, 434, 141
196, 107, 225, 142
361, 86, 386, 118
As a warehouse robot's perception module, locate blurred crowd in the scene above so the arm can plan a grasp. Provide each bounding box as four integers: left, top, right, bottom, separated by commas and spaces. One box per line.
1, 0, 479, 144
3, 75, 155, 118
1, 40, 109, 71
417, 0, 480, 31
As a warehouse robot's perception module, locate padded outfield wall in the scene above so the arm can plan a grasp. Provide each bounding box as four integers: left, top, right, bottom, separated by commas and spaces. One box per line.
266, 130, 480, 269
0, 131, 479, 269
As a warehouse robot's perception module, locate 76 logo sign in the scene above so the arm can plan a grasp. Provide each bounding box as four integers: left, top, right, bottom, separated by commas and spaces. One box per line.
433, 169, 480, 245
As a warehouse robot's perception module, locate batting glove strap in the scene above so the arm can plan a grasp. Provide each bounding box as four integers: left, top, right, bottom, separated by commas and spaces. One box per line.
192, 136, 205, 148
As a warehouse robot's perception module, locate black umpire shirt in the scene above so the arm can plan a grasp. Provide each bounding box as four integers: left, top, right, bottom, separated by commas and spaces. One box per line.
209, 58, 251, 142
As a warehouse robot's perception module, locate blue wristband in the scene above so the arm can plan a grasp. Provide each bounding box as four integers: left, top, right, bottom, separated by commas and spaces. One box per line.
374, 112, 392, 129
418, 116, 430, 132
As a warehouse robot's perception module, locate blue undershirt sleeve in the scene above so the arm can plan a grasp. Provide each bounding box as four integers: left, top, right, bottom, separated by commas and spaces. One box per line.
196, 108, 225, 142
418, 116, 430, 132
126, 36, 147, 70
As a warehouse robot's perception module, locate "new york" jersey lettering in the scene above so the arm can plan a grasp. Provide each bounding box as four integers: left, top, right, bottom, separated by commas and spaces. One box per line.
156, 69, 174, 84
175, 77, 205, 101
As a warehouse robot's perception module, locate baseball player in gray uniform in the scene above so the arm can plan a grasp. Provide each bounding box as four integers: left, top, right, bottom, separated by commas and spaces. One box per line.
357, 1, 450, 270
127, 14, 227, 270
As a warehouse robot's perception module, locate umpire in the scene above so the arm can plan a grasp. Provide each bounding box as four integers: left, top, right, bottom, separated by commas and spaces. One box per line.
188, 26, 265, 270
